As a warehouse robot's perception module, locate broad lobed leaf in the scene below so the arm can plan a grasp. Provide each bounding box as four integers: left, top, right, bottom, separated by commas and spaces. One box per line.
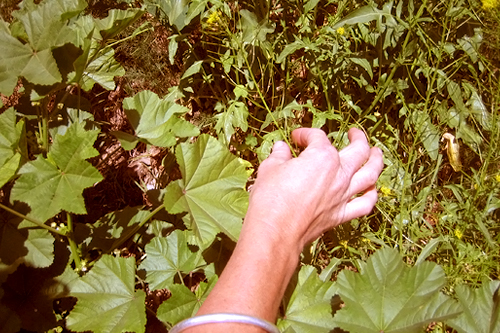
139, 230, 206, 290
163, 134, 252, 249
122, 90, 200, 148
278, 265, 338, 333
11, 122, 103, 221
67, 255, 146, 333
332, 247, 462, 333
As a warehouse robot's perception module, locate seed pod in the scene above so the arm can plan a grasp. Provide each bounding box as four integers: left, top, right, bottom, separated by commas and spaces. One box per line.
441, 133, 462, 172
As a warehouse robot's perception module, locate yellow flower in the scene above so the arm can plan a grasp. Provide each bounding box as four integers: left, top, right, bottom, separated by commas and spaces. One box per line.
482, 0, 499, 8
340, 240, 348, 249
207, 10, 222, 26
380, 186, 392, 196
495, 174, 500, 183
336, 27, 345, 35
455, 228, 463, 240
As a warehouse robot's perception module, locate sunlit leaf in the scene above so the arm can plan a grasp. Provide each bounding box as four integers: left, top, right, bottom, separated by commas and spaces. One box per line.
332, 247, 462, 333
157, 271, 217, 325
122, 90, 200, 148
0, 0, 87, 94
67, 255, 146, 333
238, 9, 274, 44
80, 47, 125, 91
447, 281, 500, 333
332, 5, 389, 29
139, 230, 206, 290
214, 100, 249, 145
0, 108, 26, 188
95, 9, 144, 40
11, 122, 103, 221
278, 265, 337, 333
181, 60, 204, 80
163, 134, 252, 249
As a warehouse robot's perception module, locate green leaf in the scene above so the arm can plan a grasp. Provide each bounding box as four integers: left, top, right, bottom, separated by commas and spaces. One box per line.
0, 297, 21, 333
163, 134, 252, 249
332, 247, 462, 333
22, 228, 55, 268
139, 230, 206, 290
95, 9, 144, 40
332, 5, 388, 29
67, 255, 146, 333
0, 0, 87, 94
79, 46, 125, 91
0, 108, 26, 188
157, 272, 217, 325
11, 122, 103, 221
214, 100, 249, 145
411, 111, 440, 160
181, 60, 204, 80
261, 100, 301, 130
447, 281, 500, 333
256, 130, 284, 162
122, 90, 200, 148
0, 205, 54, 268
278, 265, 338, 333
238, 9, 275, 45
277, 39, 306, 63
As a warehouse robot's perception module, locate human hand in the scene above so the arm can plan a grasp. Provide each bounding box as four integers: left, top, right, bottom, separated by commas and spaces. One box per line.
244, 127, 384, 251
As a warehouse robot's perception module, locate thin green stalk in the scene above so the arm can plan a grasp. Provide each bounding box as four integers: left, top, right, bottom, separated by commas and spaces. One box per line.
361, 0, 428, 119
66, 213, 82, 271
0, 203, 66, 236
110, 204, 166, 251
241, 48, 297, 156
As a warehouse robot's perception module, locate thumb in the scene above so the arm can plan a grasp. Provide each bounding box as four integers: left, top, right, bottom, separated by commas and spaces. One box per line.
268, 141, 292, 163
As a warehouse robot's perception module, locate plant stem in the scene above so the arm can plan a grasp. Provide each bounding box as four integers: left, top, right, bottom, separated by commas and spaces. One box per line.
66, 212, 83, 271
0, 203, 66, 236
110, 204, 166, 251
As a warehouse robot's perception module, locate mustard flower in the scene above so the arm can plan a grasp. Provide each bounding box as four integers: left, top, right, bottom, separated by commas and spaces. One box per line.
454, 228, 463, 240
482, 0, 499, 9
380, 186, 392, 196
336, 27, 345, 35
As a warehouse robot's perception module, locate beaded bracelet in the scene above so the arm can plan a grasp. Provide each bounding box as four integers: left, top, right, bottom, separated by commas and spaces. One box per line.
169, 313, 281, 333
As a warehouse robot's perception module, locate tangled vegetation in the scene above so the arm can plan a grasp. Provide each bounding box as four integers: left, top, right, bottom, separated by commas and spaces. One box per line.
0, 0, 499, 332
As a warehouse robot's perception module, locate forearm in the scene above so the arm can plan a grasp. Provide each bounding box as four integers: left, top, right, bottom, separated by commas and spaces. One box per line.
185, 218, 302, 332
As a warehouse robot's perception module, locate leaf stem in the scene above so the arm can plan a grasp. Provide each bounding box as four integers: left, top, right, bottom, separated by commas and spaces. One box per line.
110, 204, 166, 251
66, 212, 83, 270
0, 203, 66, 236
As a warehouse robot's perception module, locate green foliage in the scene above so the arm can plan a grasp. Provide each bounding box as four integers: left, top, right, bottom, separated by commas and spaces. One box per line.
11, 122, 102, 221
67, 255, 147, 333
0, 108, 26, 188
156, 265, 217, 326
164, 134, 252, 248
333, 247, 462, 332
448, 280, 500, 333
278, 265, 337, 332
139, 230, 206, 290
118, 89, 199, 149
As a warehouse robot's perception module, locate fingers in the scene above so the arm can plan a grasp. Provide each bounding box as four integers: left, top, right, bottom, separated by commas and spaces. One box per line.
347, 147, 384, 195
338, 128, 371, 175
259, 141, 292, 172
291, 128, 331, 150
268, 141, 293, 163
341, 186, 378, 223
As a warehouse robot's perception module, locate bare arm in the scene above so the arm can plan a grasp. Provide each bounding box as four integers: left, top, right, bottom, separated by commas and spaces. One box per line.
185, 128, 384, 332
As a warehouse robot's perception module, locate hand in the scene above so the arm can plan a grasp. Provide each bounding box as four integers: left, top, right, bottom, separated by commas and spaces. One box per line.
244, 127, 384, 251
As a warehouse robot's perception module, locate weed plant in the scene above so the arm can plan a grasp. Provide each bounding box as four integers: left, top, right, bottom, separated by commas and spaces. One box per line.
0, 0, 499, 332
